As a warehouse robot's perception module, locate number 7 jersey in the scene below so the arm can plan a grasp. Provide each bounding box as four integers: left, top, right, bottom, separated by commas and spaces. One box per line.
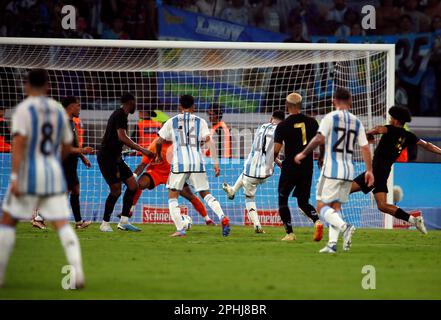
318, 110, 368, 181
11, 96, 73, 195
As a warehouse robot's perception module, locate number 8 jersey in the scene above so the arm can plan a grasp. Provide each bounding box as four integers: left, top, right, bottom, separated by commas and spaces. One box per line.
319, 110, 368, 181
11, 96, 73, 195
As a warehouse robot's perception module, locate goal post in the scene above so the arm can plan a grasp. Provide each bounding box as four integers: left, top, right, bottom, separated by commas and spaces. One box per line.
0, 38, 395, 229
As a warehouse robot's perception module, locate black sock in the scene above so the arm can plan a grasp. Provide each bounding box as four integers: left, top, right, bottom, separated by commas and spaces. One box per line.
121, 189, 136, 217
298, 201, 319, 223
279, 196, 293, 234
103, 194, 119, 222
70, 193, 82, 223
395, 208, 410, 222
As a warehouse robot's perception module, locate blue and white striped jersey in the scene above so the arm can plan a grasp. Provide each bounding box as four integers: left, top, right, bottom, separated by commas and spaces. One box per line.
11, 96, 73, 195
243, 122, 277, 179
319, 110, 368, 181
158, 112, 210, 173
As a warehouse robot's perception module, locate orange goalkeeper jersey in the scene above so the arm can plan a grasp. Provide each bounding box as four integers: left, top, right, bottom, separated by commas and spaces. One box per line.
141, 137, 173, 177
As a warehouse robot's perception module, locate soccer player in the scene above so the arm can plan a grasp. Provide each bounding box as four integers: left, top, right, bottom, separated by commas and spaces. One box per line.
351, 106, 441, 233
31, 96, 95, 230
98, 93, 154, 232
295, 88, 374, 253
0, 69, 85, 288
132, 116, 215, 226
222, 110, 286, 234
273, 93, 324, 242
156, 94, 230, 237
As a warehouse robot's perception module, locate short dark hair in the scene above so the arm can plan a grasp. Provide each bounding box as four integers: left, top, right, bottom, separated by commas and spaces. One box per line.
180, 95, 194, 109
26, 69, 48, 88
334, 87, 351, 101
121, 92, 135, 104
61, 96, 78, 109
389, 105, 411, 124
272, 110, 285, 121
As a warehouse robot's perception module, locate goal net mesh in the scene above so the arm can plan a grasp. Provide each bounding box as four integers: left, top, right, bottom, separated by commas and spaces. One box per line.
0, 42, 391, 228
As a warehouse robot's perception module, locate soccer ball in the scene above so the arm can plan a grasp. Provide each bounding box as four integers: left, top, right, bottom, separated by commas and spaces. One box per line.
181, 215, 192, 231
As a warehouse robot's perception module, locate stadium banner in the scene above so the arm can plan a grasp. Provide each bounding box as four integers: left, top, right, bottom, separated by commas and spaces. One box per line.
312, 32, 436, 86
158, 5, 286, 42
142, 205, 188, 224
243, 209, 283, 226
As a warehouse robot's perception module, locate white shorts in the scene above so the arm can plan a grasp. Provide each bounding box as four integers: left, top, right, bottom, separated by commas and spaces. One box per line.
242, 174, 268, 197
316, 175, 352, 204
167, 172, 210, 192
2, 190, 71, 221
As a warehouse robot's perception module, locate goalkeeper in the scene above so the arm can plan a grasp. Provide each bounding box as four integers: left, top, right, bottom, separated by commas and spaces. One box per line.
131, 111, 215, 225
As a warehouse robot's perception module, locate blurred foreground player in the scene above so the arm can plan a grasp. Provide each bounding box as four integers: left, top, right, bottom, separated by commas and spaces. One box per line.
222, 110, 285, 234
351, 106, 441, 234
132, 113, 215, 225
0, 69, 85, 288
98, 93, 154, 232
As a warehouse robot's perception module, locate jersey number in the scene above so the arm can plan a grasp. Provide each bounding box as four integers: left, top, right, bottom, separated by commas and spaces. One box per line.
294, 123, 307, 146
40, 122, 54, 156
332, 128, 356, 154
179, 126, 198, 147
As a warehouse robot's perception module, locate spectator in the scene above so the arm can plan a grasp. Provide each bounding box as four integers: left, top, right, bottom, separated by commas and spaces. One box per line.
284, 19, 310, 43
102, 17, 129, 39
401, 0, 431, 33
180, 0, 198, 13
120, 0, 151, 40
376, 0, 401, 35
288, 0, 322, 36
335, 8, 359, 37
75, 17, 94, 39
196, 0, 226, 17
326, 0, 350, 24
276, 0, 301, 33
253, 0, 280, 33
424, 0, 441, 19
350, 23, 366, 36
397, 14, 414, 35
220, 0, 250, 25
433, 15, 441, 32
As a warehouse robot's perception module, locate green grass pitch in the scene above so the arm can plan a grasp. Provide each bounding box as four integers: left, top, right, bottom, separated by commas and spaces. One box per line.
0, 223, 440, 299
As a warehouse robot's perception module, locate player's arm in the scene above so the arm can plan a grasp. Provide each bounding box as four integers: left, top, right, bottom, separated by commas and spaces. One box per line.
366, 125, 387, 142
318, 144, 325, 169
416, 139, 441, 155
10, 134, 26, 196
117, 128, 153, 158
358, 122, 374, 186
294, 133, 325, 164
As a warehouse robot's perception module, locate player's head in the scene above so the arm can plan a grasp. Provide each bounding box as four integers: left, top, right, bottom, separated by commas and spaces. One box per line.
179, 95, 195, 112
285, 92, 302, 113
333, 87, 352, 109
271, 110, 285, 124
207, 104, 223, 124
121, 93, 136, 114
25, 69, 49, 95
389, 105, 411, 126
62, 96, 80, 118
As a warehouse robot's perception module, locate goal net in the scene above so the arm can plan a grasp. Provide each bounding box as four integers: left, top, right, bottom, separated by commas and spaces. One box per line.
0, 39, 395, 228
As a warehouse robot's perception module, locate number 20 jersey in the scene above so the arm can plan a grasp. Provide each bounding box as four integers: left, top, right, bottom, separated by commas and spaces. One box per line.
11, 96, 73, 195
319, 110, 368, 181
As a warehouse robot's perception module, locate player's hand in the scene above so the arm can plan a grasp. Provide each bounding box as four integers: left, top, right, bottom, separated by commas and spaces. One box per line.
140, 148, 154, 159
214, 164, 220, 177
82, 157, 92, 169
81, 146, 94, 154
317, 157, 324, 169
365, 170, 374, 187
294, 152, 305, 165
275, 158, 282, 168
10, 180, 21, 197
367, 133, 375, 144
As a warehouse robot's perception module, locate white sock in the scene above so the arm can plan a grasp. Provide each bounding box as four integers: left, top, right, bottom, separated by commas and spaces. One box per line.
321, 206, 346, 232
120, 216, 129, 224
0, 225, 16, 286
34, 213, 44, 222
204, 215, 211, 221
245, 198, 260, 228
328, 225, 340, 246
408, 215, 416, 224
58, 224, 84, 286
203, 194, 225, 221
232, 174, 244, 194
168, 198, 184, 231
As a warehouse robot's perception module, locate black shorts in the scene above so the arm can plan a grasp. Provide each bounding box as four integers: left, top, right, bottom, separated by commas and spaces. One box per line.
63, 158, 79, 190
278, 166, 313, 201
353, 165, 391, 194
97, 151, 133, 185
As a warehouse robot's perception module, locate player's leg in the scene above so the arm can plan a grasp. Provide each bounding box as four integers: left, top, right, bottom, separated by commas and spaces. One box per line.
242, 176, 264, 233
167, 173, 187, 236
193, 173, 230, 236
42, 194, 85, 288
180, 184, 215, 225
118, 164, 141, 231
350, 171, 373, 194
71, 184, 91, 230
278, 169, 296, 241
0, 212, 18, 287
129, 173, 153, 216
374, 192, 427, 234
222, 173, 243, 200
